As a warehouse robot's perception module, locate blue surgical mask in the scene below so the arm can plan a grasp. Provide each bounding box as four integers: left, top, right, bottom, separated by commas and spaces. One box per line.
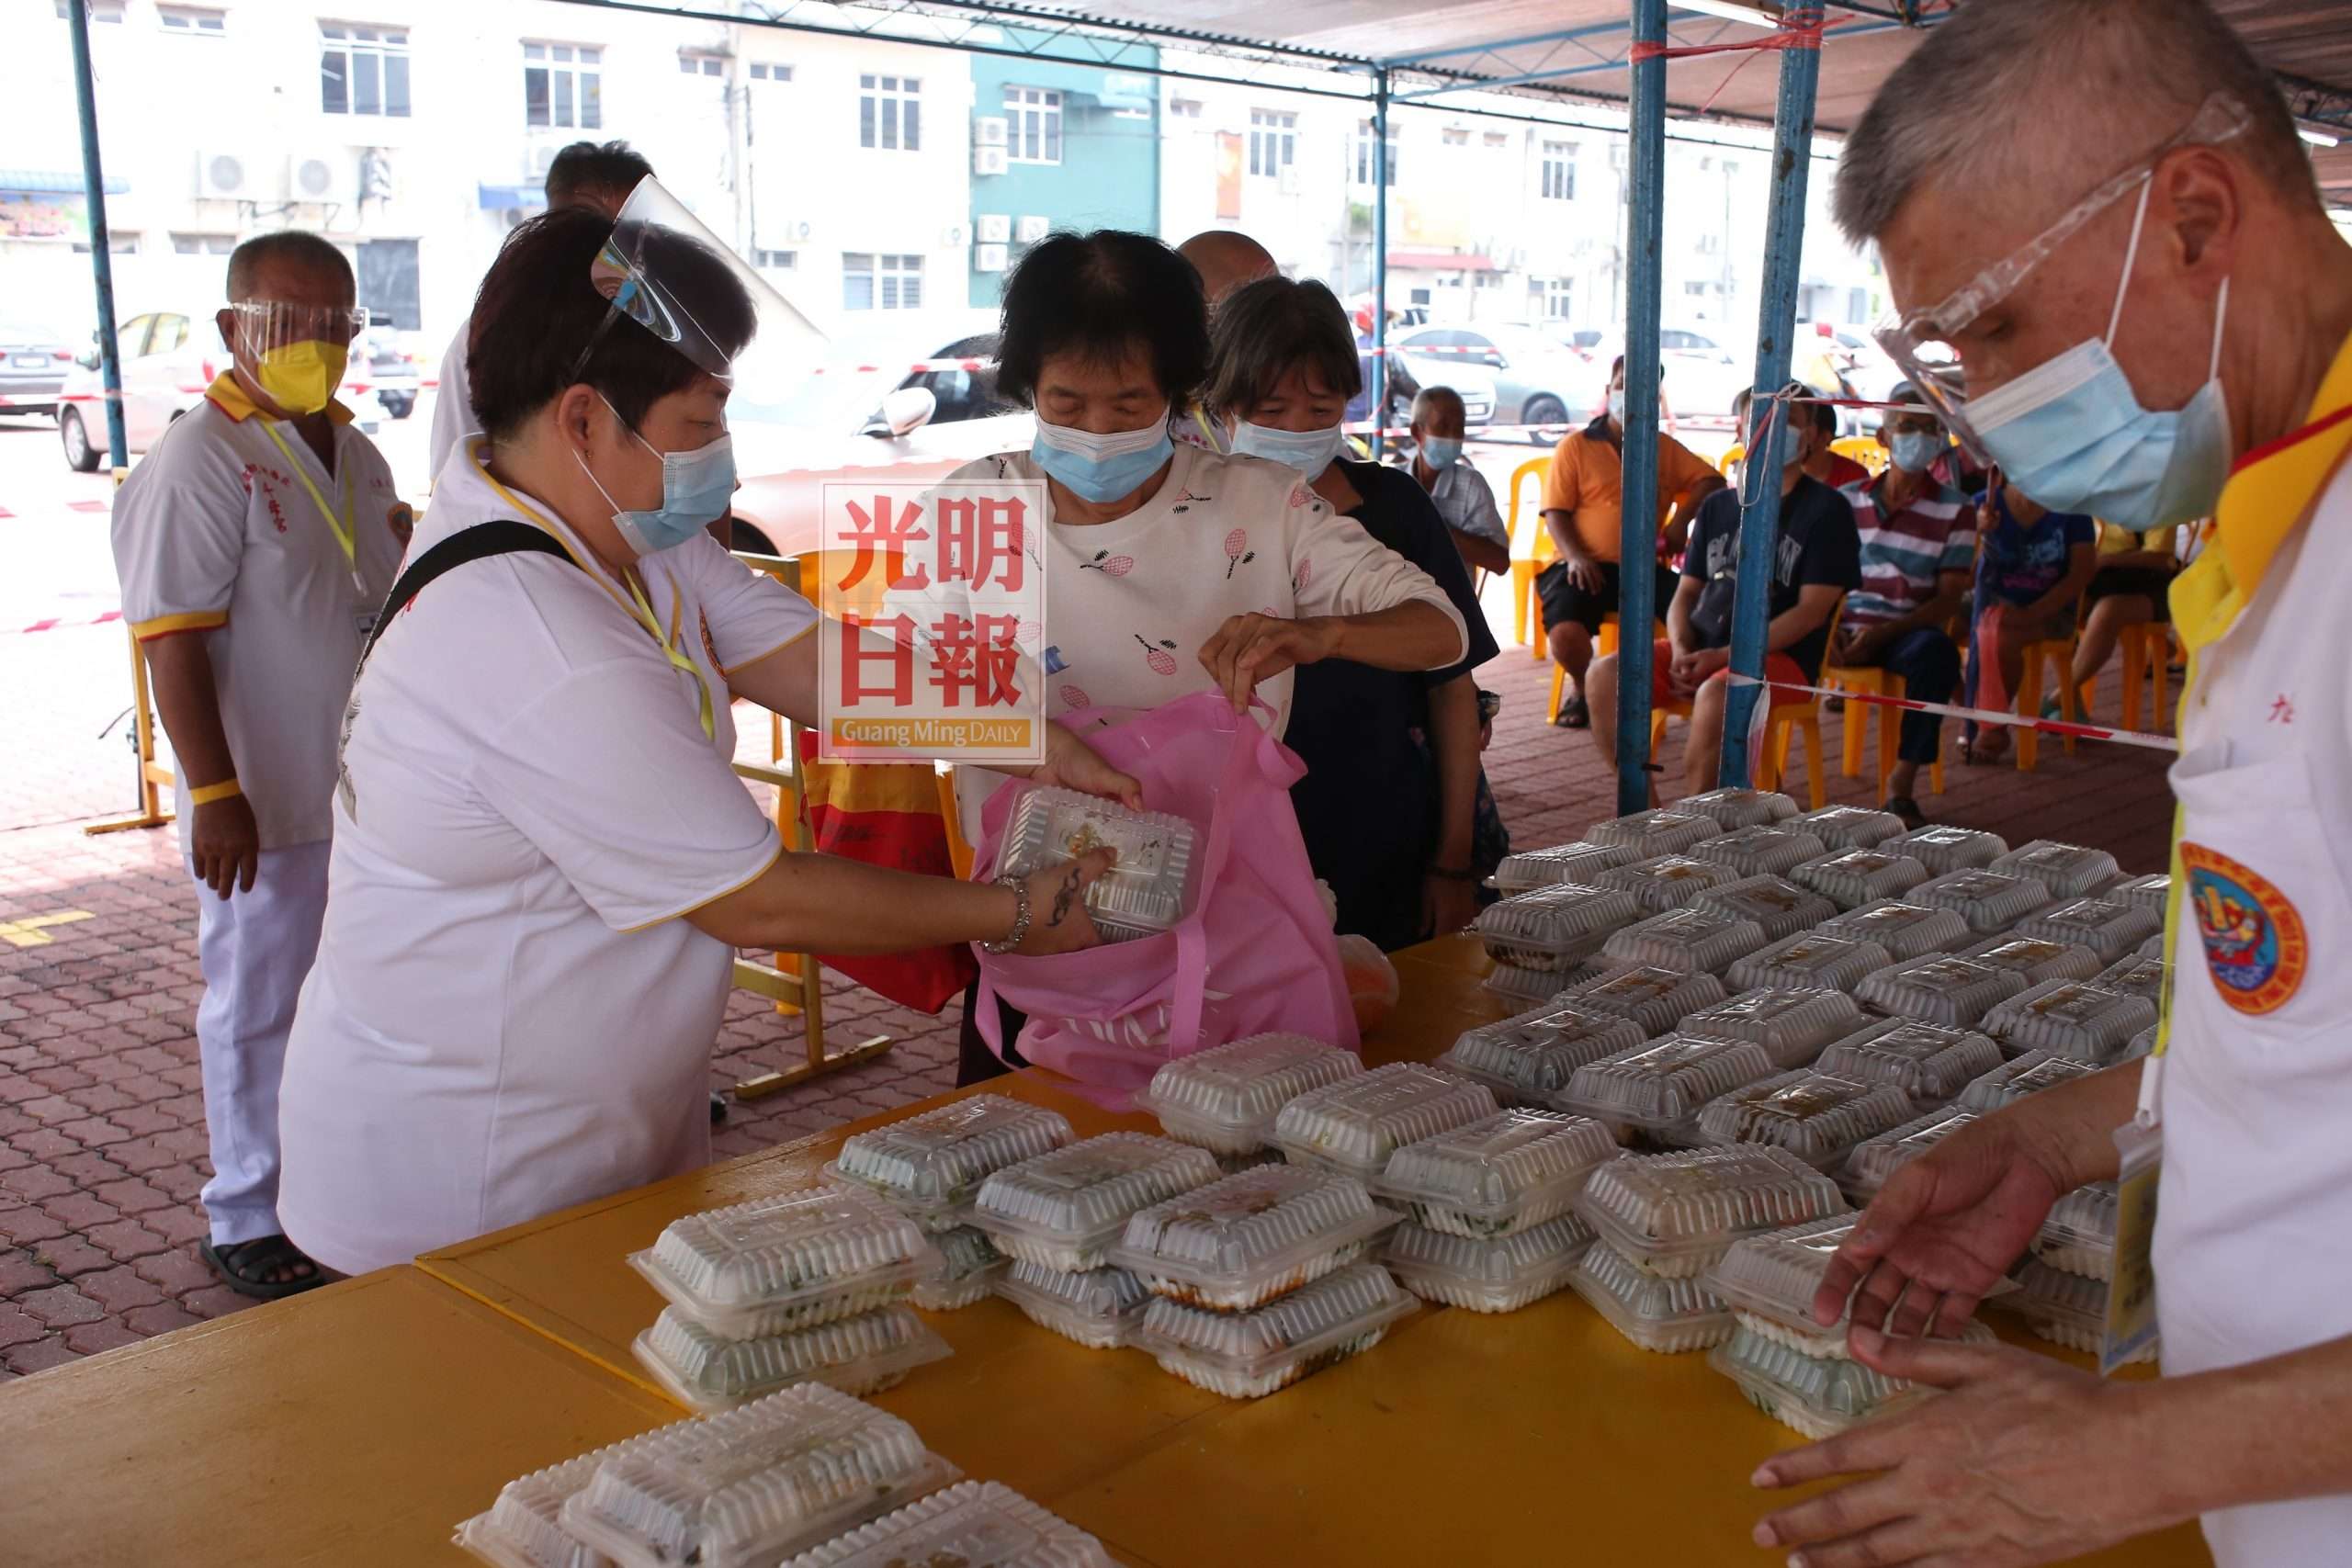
1888, 429, 1944, 474
1031, 411, 1173, 503
1607, 389, 1627, 426
1420, 436, 1463, 469
1966, 180, 2233, 530
578, 395, 736, 556
1230, 419, 1345, 479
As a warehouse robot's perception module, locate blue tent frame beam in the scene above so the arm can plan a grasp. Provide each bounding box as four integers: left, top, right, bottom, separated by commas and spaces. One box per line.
1615, 0, 1672, 815
1391, 16, 1906, 103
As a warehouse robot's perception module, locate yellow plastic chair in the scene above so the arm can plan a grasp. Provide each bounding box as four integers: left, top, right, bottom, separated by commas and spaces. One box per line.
1547, 613, 1664, 725
2075, 621, 2175, 734
1645, 604, 1844, 809
1717, 443, 1745, 479
1506, 456, 1553, 660
2013, 634, 2082, 772
1822, 663, 1946, 798
1831, 435, 1889, 478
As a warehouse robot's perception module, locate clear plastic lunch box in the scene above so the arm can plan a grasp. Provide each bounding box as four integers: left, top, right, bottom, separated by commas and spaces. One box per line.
1692, 1071, 1919, 1170
1909, 868, 2053, 934
1979, 979, 2157, 1064
1727, 932, 1894, 995
1815, 899, 1973, 962
993, 1258, 1155, 1350
1789, 805, 1909, 852
1385, 1212, 1596, 1313
2008, 897, 2165, 964
1438, 1002, 1649, 1105
971, 1133, 1222, 1273
2107, 871, 2171, 913
557, 1384, 960, 1568
777, 1480, 1114, 1568
1694, 875, 1838, 943
1955, 1050, 2101, 1112
1705, 1213, 1866, 1357
2035, 1181, 2120, 1280
457, 1448, 619, 1568
1960, 933, 2105, 986
632, 1304, 953, 1414
630, 1185, 938, 1342
1586, 807, 1723, 858
910, 1226, 1004, 1313
1488, 840, 1635, 894
1599, 907, 1770, 976
1135, 1033, 1364, 1157
1110, 1163, 1401, 1314
995, 786, 1198, 942
1135, 1260, 1415, 1399
1676, 787, 1801, 830
1475, 882, 1645, 971
1855, 953, 2030, 1029
1372, 1108, 1620, 1238
1991, 840, 2123, 900
1674, 987, 1871, 1071
1710, 1323, 1925, 1439
1557, 1035, 1781, 1142
1566, 1238, 1735, 1352
1573, 1144, 1849, 1280
1791, 847, 1930, 911
1890, 824, 2011, 875
2093, 953, 2168, 1003
826, 1096, 1077, 1232
2138, 930, 2168, 960
1838, 1106, 1980, 1205
1482, 960, 1597, 1007
1592, 852, 1743, 915
1271, 1062, 1499, 1180
2121, 1025, 2158, 1062
1689, 825, 1831, 880
1556, 964, 1728, 1036
1998, 1257, 2154, 1363
1814, 1017, 2004, 1103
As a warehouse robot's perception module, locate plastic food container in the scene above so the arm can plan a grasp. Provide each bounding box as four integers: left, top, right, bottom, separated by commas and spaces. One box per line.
2035, 1181, 2120, 1280
1135, 1260, 1415, 1399
1573, 1144, 1849, 1279
1110, 1163, 1401, 1313
1791, 847, 1930, 911
2121, 1025, 2159, 1062
1587, 807, 1722, 858
1677, 787, 1801, 829
993, 1259, 1154, 1350
996, 786, 1197, 942
1992, 840, 2122, 900
1475, 882, 1644, 971
1890, 824, 2010, 875
1979, 979, 2157, 1063
1438, 1002, 1649, 1105
1727, 932, 1894, 995
1556, 964, 1728, 1036
557, 1384, 960, 1568
1710, 1324, 1924, 1439
1815, 899, 1973, 962
632, 1305, 953, 1414
1998, 1258, 2154, 1363
631, 1186, 937, 1342
457, 1449, 618, 1568
2009, 897, 2165, 964
2108, 872, 2171, 913
1909, 868, 2053, 934
971, 1133, 1221, 1273
1136, 1034, 1363, 1157
1592, 853, 1742, 915
1690, 826, 1830, 879
1557, 1035, 1781, 1142
1960, 934, 2105, 985
777, 1480, 1114, 1568
2093, 953, 2169, 1003
1692, 1071, 1918, 1170
1385, 1212, 1596, 1312
1815, 1017, 2004, 1104
1488, 840, 1634, 894
910, 1227, 1004, 1312
1566, 1239, 1735, 1352
1855, 953, 2030, 1029
2138, 930, 2168, 961
827, 1096, 1076, 1232
1790, 805, 1908, 852
1599, 907, 1769, 976
1483, 960, 1588, 1007
1838, 1106, 1980, 1205
1955, 1050, 2101, 1112
1373, 1108, 1620, 1238
1695, 875, 1838, 943
1271, 1063, 1499, 1180
1705, 1214, 1869, 1356
1675, 987, 1870, 1070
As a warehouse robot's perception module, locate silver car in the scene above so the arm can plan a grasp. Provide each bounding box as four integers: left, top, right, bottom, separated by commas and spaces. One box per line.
1398, 321, 1612, 440
0, 321, 76, 418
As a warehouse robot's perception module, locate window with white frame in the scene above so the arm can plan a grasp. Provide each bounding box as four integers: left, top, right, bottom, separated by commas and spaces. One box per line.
1169, 97, 1203, 118
524, 41, 602, 130
1005, 86, 1062, 164
1541, 141, 1576, 201
321, 24, 411, 118
55, 0, 124, 20
749, 62, 791, 82
1352, 121, 1398, 187
678, 51, 725, 77
754, 248, 797, 271
172, 233, 237, 254
159, 5, 224, 32
859, 74, 922, 151
1248, 108, 1295, 177
843, 253, 922, 310
1441, 127, 1469, 147
1543, 277, 1573, 319
1483, 130, 1509, 148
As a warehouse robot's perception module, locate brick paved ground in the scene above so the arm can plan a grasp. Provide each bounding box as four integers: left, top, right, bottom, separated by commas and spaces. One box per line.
0, 580, 2177, 1379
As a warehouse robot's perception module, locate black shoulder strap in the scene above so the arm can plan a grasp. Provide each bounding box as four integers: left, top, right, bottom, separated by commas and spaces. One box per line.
360, 520, 573, 670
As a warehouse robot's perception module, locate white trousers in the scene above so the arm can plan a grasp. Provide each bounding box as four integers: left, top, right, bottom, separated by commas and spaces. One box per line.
190, 840, 330, 1247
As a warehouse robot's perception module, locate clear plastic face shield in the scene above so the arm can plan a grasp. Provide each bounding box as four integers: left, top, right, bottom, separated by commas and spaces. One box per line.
224, 300, 369, 415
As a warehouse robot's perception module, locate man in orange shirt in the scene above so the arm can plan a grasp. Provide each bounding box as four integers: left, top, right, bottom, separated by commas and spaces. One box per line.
1538, 356, 1727, 726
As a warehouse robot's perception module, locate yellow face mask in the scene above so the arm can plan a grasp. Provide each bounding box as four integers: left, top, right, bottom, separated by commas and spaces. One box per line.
253, 340, 348, 416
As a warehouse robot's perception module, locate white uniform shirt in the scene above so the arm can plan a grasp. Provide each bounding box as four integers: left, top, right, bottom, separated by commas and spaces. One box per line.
109, 373, 406, 854
276, 442, 815, 1275
426, 317, 476, 482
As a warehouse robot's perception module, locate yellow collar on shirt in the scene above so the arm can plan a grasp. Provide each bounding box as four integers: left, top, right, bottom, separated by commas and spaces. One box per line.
203, 370, 356, 427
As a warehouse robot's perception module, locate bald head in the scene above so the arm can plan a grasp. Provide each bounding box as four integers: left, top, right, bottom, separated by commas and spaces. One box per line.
1179, 230, 1277, 306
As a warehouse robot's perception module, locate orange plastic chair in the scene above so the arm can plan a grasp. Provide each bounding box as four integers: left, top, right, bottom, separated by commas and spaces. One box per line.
1547, 613, 1664, 724
1645, 604, 1843, 809
2075, 621, 2175, 734
1505, 456, 1553, 660
1822, 662, 1946, 798
2013, 633, 2082, 771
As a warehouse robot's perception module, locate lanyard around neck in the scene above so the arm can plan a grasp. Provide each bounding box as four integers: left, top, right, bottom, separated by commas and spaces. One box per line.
257, 419, 359, 588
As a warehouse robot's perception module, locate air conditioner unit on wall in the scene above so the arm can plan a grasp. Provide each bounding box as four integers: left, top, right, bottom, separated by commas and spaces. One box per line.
290, 153, 355, 208
975, 145, 1009, 177
942, 222, 970, 249
196, 150, 259, 201
976, 213, 1011, 244
1015, 214, 1048, 243
975, 243, 1008, 273
975, 116, 1008, 147
529, 143, 561, 179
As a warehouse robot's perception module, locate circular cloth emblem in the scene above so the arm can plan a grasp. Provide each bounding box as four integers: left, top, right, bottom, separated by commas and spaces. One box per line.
2179, 840, 2307, 1016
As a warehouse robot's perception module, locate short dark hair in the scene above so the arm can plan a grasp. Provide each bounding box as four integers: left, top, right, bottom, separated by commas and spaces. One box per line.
995, 231, 1208, 408
1204, 276, 1362, 420
1805, 398, 1838, 438
467, 207, 754, 441
225, 231, 353, 301
545, 140, 655, 209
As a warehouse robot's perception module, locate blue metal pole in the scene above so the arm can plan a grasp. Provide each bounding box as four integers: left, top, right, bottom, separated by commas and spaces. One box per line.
1716, 3, 1822, 788
1613, 0, 1669, 816
66, 0, 127, 473
1371, 64, 1390, 460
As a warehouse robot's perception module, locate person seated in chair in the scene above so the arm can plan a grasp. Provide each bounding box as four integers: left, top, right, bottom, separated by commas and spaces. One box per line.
1962, 473, 2098, 763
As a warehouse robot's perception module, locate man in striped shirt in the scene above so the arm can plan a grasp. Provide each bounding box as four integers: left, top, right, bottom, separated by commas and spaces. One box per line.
1829, 384, 1973, 825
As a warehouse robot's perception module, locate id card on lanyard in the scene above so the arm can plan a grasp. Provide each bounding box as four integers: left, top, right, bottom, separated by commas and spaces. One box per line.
258, 419, 372, 637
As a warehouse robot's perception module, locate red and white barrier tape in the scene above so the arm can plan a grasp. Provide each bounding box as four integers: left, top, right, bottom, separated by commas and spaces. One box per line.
12, 610, 121, 636
1722, 671, 2179, 753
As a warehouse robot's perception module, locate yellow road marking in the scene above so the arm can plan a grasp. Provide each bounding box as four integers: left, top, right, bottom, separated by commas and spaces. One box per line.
0, 911, 96, 948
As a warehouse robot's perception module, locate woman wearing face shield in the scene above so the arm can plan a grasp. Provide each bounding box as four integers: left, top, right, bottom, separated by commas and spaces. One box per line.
273, 203, 1137, 1275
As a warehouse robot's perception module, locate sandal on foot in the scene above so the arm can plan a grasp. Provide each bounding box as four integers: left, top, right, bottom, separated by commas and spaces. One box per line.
1883, 795, 1927, 830
1555, 693, 1590, 729
201, 1235, 328, 1302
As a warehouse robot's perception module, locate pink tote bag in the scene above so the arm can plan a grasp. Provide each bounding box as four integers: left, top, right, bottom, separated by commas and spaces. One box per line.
969, 692, 1359, 1104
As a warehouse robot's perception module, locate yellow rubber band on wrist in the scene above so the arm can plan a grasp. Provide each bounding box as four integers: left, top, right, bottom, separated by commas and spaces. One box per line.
188, 778, 243, 806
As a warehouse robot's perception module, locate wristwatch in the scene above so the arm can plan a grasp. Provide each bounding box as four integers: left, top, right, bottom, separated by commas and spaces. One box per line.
981, 874, 1033, 955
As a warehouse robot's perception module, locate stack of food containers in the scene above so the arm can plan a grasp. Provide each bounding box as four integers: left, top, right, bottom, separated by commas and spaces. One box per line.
1855, 954, 2031, 1029
1557, 1035, 1782, 1148
1990, 839, 2122, 899
1959, 933, 2106, 985
1690, 825, 1830, 879
2107, 871, 2170, 912
2007, 897, 2165, 963
1473, 882, 1645, 1006
1438, 1001, 1647, 1106
1487, 840, 1635, 895
1907, 868, 2053, 935
1374, 1108, 1620, 1312
1815, 899, 1972, 961
1954, 1050, 2103, 1112
1890, 825, 2009, 874
777, 1481, 1117, 1568
1599, 907, 1770, 976
1555, 964, 1729, 1034
1836, 1106, 1980, 1204
2092, 953, 2169, 1003
1979, 979, 2158, 1063
1271, 1063, 1499, 1179
1676, 987, 1871, 1069
995, 787, 1199, 943
1727, 931, 1894, 994
1586, 807, 1722, 859
1695, 875, 1838, 942
2004, 1181, 2153, 1362
1791, 847, 1931, 911
1690, 1071, 1919, 1170
1789, 805, 1908, 851
1593, 852, 1743, 914
1134, 1032, 1363, 1166
1813, 1017, 2004, 1106
1677, 787, 1801, 829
